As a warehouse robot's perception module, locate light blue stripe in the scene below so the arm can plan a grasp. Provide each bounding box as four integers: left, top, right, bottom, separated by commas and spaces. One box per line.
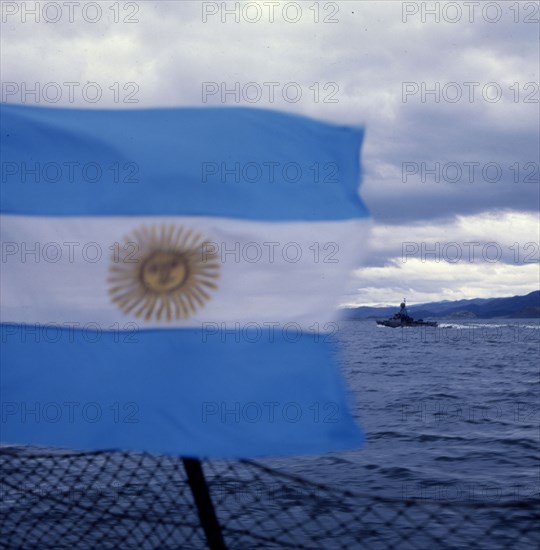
0, 104, 367, 221
0, 326, 363, 457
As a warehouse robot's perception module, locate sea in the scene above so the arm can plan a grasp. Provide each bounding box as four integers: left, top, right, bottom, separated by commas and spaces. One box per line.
269, 318, 540, 501
251, 318, 540, 549
2, 318, 539, 549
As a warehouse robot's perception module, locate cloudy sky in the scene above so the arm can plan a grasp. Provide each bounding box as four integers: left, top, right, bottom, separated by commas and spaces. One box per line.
2, 0, 538, 306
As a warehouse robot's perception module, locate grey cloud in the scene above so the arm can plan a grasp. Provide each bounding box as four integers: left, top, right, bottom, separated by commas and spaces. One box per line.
1, 0, 537, 302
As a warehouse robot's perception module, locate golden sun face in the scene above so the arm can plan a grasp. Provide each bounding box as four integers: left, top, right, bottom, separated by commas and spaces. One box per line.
108, 224, 219, 322
141, 251, 189, 293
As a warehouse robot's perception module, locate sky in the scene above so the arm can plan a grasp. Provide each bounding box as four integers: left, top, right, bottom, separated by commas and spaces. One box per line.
1, 0, 539, 306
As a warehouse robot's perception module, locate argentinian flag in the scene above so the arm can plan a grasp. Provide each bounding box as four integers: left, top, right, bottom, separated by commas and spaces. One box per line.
0, 104, 369, 457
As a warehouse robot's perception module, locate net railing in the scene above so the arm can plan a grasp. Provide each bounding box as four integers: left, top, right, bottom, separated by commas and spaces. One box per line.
1, 446, 539, 549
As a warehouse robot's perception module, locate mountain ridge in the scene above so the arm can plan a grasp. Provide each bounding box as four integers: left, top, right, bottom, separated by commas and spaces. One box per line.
342, 290, 540, 319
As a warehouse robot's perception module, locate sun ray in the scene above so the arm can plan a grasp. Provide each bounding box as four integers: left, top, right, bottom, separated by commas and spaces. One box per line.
164, 298, 173, 321
142, 295, 158, 321
172, 226, 185, 249
111, 286, 145, 304
181, 290, 197, 313
185, 287, 205, 308
191, 284, 210, 301
156, 297, 167, 321
198, 279, 218, 290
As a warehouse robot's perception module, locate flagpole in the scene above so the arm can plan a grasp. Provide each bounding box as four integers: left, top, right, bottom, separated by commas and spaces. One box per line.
182, 457, 227, 550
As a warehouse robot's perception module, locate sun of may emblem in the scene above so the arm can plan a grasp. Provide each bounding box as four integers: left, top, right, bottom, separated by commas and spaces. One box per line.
108, 224, 219, 322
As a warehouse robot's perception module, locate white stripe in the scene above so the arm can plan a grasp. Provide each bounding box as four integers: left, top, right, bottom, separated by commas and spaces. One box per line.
1, 215, 371, 329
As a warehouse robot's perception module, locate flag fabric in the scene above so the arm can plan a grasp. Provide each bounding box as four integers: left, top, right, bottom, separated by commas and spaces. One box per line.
0, 104, 369, 458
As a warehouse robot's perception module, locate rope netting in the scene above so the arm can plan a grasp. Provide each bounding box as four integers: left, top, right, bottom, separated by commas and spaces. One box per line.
1, 446, 539, 549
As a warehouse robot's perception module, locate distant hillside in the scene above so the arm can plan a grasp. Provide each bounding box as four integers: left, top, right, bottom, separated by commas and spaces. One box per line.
342, 291, 540, 319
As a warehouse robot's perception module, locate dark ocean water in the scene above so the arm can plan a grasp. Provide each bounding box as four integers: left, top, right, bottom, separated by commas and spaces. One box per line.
265, 319, 540, 502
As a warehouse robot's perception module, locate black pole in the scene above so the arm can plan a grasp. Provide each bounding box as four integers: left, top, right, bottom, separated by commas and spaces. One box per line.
183, 457, 227, 550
